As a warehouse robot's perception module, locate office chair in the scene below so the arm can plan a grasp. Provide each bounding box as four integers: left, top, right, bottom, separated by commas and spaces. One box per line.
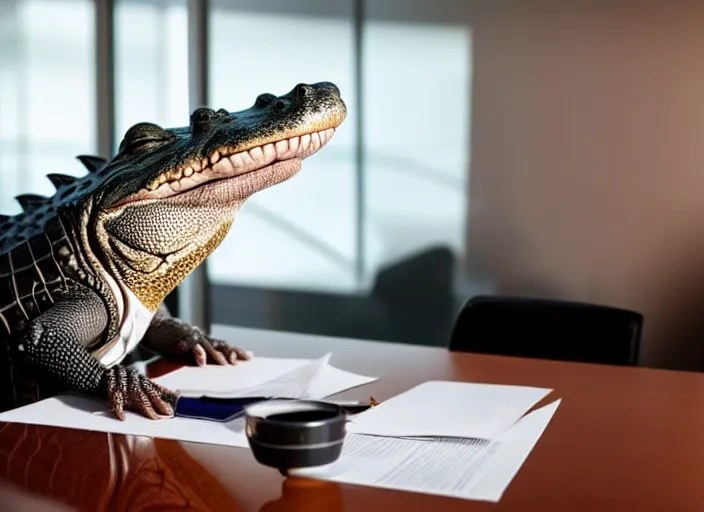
449, 295, 643, 366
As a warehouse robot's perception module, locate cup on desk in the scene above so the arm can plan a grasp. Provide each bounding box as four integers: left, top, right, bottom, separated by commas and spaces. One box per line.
244, 399, 347, 475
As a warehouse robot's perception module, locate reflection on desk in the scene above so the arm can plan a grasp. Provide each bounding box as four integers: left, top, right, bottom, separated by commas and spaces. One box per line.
0, 422, 243, 512
1, 324, 704, 511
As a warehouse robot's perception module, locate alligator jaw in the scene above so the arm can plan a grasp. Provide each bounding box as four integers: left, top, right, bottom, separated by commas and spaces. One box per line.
108, 127, 336, 209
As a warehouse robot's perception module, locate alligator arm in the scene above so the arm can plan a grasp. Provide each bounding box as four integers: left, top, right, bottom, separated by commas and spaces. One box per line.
140, 303, 252, 366
18, 284, 178, 420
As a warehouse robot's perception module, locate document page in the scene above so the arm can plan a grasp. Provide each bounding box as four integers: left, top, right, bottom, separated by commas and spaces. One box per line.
154, 352, 375, 401
292, 400, 561, 503
0, 355, 377, 448
155, 353, 333, 398
347, 380, 552, 440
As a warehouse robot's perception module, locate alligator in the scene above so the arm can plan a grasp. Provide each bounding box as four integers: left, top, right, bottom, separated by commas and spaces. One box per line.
0, 81, 346, 421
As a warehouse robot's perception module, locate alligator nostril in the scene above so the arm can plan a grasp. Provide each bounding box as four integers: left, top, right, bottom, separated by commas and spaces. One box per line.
191, 107, 217, 137
255, 93, 276, 108
273, 99, 286, 111
294, 83, 312, 98
192, 107, 215, 123
311, 82, 339, 95
216, 108, 235, 123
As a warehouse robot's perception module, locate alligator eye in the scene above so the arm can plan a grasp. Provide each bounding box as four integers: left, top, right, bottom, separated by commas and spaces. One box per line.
119, 122, 174, 154
273, 99, 287, 112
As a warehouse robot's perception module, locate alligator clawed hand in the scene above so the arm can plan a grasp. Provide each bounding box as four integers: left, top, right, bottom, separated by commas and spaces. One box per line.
104, 366, 179, 421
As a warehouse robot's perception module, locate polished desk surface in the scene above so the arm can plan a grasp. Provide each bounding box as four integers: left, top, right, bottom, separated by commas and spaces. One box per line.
1, 325, 704, 511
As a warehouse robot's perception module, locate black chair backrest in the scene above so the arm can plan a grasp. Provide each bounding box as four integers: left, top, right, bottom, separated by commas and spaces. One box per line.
449, 295, 643, 366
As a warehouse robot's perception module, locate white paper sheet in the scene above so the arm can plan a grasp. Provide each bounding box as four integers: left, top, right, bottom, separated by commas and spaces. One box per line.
463, 400, 561, 502
346, 380, 552, 440
155, 353, 331, 398
291, 400, 561, 503
0, 355, 377, 448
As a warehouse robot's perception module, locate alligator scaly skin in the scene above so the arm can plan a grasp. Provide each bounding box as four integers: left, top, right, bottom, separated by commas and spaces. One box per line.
0, 208, 118, 410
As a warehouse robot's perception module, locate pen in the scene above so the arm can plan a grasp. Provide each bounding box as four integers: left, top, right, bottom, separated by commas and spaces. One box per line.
174, 395, 378, 422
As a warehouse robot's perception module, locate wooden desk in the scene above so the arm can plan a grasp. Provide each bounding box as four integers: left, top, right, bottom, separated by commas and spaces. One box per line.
1, 325, 703, 511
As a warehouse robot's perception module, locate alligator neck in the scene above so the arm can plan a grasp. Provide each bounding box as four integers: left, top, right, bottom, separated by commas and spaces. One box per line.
62, 203, 124, 345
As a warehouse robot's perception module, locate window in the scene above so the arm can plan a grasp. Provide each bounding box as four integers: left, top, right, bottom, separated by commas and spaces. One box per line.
0, 0, 473, 344
207, 1, 359, 293
362, 18, 471, 286
114, 0, 189, 147
0, 0, 95, 215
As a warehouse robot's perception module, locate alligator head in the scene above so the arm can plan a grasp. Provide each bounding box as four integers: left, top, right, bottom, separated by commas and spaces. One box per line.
80, 81, 346, 311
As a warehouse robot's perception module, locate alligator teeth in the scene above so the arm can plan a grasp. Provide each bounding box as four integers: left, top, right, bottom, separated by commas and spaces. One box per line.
249, 146, 263, 164
300, 134, 311, 153
127, 127, 336, 207
212, 155, 234, 174
275, 140, 288, 154
263, 143, 276, 162
289, 136, 299, 153
206, 127, 335, 179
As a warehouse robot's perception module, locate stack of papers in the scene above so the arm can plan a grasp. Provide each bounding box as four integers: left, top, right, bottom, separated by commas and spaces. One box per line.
290, 381, 560, 503
347, 380, 552, 439
0, 353, 377, 448
0, 353, 561, 503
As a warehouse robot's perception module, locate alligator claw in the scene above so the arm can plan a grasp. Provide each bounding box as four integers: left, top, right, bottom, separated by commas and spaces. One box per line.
164, 324, 252, 366
142, 315, 253, 367
104, 366, 179, 421
190, 336, 252, 367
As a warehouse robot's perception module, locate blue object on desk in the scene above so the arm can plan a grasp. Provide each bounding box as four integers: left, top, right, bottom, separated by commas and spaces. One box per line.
175, 396, 270, 422
174, 396, 374, 422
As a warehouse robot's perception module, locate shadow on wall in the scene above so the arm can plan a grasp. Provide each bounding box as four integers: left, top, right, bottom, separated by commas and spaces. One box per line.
631, 230, 704, 373
652, 283, 704, 373
465, 0, 704, 372
210, 246, 460, 347
477, 224, 704, 373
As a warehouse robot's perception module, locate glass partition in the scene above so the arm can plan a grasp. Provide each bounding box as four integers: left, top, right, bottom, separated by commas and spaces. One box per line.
114, 0, 189, 147
207, 0, 359, 294
0, 0, 96, 214
361, 15, 471, 285
0, 0, 473, 347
